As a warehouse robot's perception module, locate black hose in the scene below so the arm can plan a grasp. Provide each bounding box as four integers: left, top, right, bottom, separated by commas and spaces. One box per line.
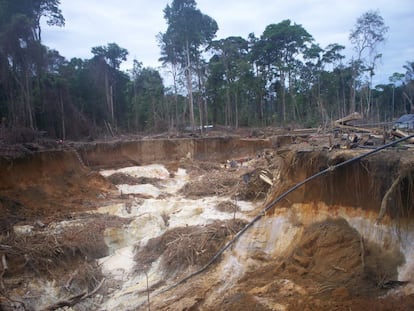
158, 134, 414, 293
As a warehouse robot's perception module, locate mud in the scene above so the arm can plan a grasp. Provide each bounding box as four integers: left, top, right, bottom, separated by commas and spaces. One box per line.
0, 137, 413, 310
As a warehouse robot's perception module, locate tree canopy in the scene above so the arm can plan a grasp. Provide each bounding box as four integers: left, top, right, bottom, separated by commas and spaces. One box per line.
159, 0, 218, 130
0, 1, 412, 141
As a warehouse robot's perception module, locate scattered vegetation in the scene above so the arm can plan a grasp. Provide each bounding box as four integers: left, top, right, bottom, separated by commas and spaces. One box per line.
179, 170, 240, 198
107, 173, 162, 186
0, 215, 127, 280
134, 219, 247, 275
215, 200, 239, 213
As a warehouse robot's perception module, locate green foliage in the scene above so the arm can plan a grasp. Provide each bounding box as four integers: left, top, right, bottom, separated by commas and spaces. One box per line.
128, 66, 165, 131
160, 0, 218, 129
0, 1, 411, 140
162, 0, 218, 61
91, 43, 128, 70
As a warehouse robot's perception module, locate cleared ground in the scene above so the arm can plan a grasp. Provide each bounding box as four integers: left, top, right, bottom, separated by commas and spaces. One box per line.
0, 134, 413, 310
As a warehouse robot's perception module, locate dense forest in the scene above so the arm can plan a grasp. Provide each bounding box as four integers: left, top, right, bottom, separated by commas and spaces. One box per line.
0, 0, 413, 141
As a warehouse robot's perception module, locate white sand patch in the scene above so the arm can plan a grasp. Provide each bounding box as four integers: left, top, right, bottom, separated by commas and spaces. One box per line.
95, 163, 262, 309
99, 246, 135, 281
100, 164, 170, 179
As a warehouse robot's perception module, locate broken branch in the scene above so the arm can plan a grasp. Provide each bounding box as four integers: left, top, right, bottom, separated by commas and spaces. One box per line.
377, 173, 405, 223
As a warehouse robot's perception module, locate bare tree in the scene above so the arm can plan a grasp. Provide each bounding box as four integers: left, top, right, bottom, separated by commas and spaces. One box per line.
349, 10, 389, 115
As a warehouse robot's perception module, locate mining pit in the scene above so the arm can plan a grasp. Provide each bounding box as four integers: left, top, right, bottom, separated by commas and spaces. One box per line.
0, 135, 414, 310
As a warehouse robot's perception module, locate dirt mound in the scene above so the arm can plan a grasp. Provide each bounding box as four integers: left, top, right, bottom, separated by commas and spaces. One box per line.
135, 219, 246, 275
283, 218, 364, 285
179, 169, 241, 198
218, 218, 408, 310
279, 218, 404, 292
106, 172, 162, 186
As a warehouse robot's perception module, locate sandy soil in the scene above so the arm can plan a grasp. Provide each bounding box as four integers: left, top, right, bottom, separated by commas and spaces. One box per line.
0, 133, 413, 310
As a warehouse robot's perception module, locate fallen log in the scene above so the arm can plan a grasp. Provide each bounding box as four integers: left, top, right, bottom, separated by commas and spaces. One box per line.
259, 169, 273, 186
335, 112, 363, 124
391, 129, 414, 143
334, 123, 381, 134
333, 112, 383, 134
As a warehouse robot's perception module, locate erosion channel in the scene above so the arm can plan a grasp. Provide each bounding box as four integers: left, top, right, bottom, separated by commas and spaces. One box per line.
0, 137, 413, 310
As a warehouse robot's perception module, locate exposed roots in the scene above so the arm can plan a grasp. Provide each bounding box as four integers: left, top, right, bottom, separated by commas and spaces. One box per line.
107, 172, 162, 186
377, 167, 414, 223
0, 214, 127, 279
179, 170, 241, 198
134, 219, 247, 275
43, 278, 105, 311
270, 150, 414, 221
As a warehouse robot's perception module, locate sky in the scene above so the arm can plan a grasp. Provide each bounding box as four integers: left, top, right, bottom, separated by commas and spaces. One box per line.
41, 0, 414, 85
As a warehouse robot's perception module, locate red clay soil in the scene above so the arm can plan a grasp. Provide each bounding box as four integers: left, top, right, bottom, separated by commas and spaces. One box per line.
227, 218, 411, 311
0, 150, 115, 227
269, 149, 414, 219
142, 218, 413, 311
1, 138, 413, 310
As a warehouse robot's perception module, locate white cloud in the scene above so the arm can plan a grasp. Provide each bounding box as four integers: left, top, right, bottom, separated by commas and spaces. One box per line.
41, 0, 414, 84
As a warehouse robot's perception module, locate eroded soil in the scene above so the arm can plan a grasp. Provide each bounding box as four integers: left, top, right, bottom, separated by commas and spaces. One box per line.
0, 136, 413, 310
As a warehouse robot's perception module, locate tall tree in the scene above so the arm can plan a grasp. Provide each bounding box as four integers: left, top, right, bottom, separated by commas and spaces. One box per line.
128, 63, 165, 131
208, 36, 250, 127
0, 0, 64, 129
91, 43, 128, 123
388, 72, 405, 118
349, 10, 388, 115
0, 0, 64, 42
402, 61, 414, 113
158, 32, 183, 129
257, 20, 313, 122
160, 0, 218, 130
